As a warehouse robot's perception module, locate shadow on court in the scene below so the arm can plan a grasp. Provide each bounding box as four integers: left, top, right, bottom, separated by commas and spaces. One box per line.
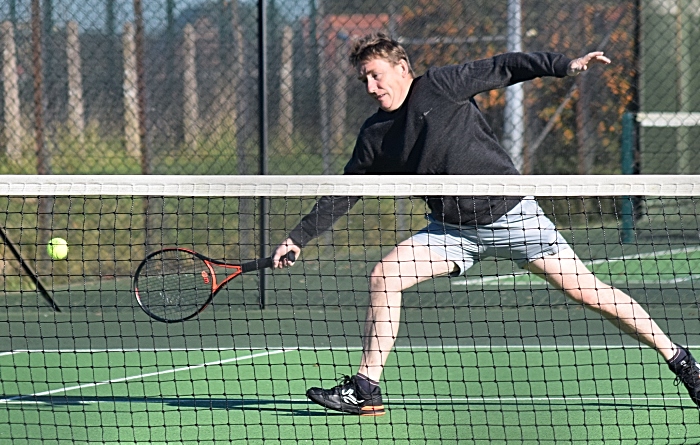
1, 395, 688, 413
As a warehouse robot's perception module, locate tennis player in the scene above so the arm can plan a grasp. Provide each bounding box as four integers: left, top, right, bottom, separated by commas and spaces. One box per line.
272, 33, 700, 416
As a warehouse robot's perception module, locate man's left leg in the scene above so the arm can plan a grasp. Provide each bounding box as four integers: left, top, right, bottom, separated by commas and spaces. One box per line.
525, 248, 700, 407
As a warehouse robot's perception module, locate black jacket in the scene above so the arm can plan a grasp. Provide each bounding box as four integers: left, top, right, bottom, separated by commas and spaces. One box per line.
288, 52, 572, 248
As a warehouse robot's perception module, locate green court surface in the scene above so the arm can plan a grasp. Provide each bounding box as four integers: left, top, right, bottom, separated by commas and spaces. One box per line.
2, 345, 700, 444
456, 246, 700, 289
3, 235, 700, 444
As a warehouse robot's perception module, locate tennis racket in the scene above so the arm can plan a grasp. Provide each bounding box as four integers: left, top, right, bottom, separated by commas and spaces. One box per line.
133, 248, 295, 323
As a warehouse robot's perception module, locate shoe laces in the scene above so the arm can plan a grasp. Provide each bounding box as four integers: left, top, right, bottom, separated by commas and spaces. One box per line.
673, 360, 700, 389
334, 374, 354, 388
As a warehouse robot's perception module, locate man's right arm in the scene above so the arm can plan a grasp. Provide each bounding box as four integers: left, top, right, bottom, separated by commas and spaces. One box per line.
272, 195, 362, 269
273, 124, 374, 269
288, 195, 361, 248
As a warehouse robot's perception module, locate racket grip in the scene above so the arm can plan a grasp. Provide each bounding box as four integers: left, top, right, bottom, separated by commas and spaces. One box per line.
243, 252, 296, 272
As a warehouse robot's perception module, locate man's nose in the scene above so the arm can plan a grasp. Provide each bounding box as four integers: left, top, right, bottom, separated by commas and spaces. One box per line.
366, 79, 377, 94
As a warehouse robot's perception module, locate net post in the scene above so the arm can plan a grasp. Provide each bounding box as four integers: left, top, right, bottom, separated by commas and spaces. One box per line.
258, 0, 269, 309
620, 111, 635, 243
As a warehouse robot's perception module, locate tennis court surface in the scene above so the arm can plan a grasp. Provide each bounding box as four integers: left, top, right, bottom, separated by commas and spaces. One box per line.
2, 175, 700, 444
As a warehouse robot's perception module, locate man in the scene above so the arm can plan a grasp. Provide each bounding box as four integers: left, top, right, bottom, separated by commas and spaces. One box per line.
272, 33, 700, 416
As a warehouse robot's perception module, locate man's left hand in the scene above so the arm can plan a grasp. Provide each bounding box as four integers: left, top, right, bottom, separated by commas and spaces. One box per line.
567, 51, 611, 76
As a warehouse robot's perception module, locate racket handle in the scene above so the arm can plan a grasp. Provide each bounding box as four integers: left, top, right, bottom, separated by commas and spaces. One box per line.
242, 252, 296, 273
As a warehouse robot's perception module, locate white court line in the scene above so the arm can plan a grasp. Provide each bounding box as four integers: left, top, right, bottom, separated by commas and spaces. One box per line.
389, 396, 683, 403
454, 246, 700, 287
1, 347, 690, 407
0, 349, 287, 403
0, 351, 21, 357
460, 276, 700, 286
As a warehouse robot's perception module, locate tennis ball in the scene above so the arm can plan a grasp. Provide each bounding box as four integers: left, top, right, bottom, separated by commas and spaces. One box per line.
47, 237, 68, 260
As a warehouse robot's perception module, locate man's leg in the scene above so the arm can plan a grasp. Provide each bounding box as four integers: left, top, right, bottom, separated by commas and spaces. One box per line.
524, 247, 675, 358
306, 241, 455, 415
358, 242, 455, 381
525, 248, 700, 407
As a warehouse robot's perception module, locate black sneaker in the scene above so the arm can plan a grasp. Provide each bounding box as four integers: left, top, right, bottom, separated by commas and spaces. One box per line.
668, 345, 700, 408
306, 375, 385, 416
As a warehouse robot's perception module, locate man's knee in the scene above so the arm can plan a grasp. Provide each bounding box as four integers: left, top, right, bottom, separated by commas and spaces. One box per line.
369, 261, 407, 293
566, 281, 621, 308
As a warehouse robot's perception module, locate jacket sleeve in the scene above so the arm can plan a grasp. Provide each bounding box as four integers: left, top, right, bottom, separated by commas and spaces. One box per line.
428, 52, 572, 101
286, 133, 371, 248
287, 195, 361, 248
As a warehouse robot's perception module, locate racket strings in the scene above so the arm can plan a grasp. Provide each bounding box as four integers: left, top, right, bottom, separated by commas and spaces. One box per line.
139, 252, 211, 320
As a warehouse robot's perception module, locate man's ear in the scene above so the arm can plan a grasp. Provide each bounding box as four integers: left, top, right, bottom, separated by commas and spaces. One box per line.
399, 59, 409, 77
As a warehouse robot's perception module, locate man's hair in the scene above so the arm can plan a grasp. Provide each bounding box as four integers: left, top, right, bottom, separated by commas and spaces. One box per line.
349, 32, 415, 77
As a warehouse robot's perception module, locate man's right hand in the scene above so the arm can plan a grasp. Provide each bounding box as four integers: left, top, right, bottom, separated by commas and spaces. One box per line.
272, 238, 301, 269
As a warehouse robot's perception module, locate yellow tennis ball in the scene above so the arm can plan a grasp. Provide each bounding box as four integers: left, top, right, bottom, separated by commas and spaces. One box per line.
47, 237, 68, 260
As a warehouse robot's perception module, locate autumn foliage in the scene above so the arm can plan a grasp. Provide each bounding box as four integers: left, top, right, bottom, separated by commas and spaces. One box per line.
328, 0, 638, 174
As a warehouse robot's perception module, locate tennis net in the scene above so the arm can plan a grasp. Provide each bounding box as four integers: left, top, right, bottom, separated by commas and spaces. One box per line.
1, 174, 700, 444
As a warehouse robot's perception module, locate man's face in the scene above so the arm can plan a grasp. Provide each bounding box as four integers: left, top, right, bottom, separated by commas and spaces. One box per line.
357, 57, 412, 112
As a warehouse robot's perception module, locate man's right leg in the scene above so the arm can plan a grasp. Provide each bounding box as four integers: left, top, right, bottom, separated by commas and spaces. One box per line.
306, 241, 455, 416
358, 242, 455, 381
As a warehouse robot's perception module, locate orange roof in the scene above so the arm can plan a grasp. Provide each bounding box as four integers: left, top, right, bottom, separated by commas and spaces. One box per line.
323, 14, 393, 37
300, 13, 401, 61
301, 13, 398, 40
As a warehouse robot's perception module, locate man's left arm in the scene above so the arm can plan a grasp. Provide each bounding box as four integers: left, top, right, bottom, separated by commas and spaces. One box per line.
429, 51, 610, 100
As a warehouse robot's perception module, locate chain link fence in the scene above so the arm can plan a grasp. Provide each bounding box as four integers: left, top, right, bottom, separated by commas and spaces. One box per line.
0, 0, 698, 176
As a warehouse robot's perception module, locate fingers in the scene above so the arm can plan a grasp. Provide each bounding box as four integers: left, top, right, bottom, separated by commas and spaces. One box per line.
272, 239, 300, 269
568, 52, 611, 76
585, 51, 611, 65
